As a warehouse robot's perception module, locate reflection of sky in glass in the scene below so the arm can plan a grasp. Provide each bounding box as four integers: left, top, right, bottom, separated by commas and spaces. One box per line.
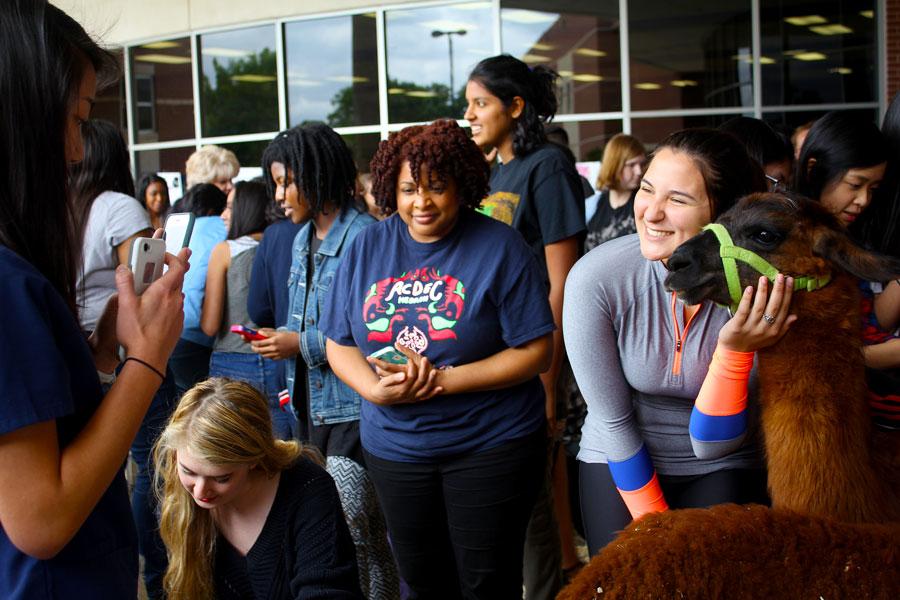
285, 16, 376, 124
386, 3, 494, 94
201, 25, 275, 90
500, 10, 558, 58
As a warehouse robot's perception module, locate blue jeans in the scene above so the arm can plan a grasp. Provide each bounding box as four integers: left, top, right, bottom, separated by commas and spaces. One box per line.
129, 367, 177, 600
209, 351, 297, 440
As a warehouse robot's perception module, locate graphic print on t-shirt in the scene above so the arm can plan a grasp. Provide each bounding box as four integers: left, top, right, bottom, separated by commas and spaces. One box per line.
363, 267, 466, 350
478, 191, 520, 225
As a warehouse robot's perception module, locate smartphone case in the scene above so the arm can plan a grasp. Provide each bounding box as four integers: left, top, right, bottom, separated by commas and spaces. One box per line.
130, 238, 166, 295
163, 212, 195, 256
368, 345, 409, 365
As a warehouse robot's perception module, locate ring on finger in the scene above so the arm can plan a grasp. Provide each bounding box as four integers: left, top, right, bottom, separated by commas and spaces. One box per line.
762, 313, 776, 325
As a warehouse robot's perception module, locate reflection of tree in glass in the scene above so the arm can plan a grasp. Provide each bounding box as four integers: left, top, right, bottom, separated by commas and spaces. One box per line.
328, 78, 466, 125
221, 140, 270, 171
201, 49, 279, 137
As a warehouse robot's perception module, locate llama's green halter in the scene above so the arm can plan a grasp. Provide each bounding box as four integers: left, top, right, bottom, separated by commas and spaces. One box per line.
702, 223, 831, 312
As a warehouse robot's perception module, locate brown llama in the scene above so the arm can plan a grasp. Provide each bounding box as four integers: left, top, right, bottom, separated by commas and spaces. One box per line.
560, 193, 900, 599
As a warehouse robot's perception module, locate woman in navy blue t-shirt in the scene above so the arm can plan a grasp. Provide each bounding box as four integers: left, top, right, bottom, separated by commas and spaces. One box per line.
321, 120, 554, 598
0, 4, 189, 598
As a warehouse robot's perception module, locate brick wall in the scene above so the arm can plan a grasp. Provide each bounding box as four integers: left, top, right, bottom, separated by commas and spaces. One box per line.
888, 0, 900, 100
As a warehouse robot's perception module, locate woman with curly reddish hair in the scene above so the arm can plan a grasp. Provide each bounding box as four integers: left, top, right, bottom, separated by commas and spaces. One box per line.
320, 119, 554, 598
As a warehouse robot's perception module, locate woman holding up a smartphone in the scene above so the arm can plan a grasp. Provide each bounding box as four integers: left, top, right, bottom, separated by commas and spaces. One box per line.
70, 118, 177, 598
0, 3, 189, 597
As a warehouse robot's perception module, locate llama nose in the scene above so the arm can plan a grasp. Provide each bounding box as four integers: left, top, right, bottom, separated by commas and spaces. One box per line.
666, 249, 692, 273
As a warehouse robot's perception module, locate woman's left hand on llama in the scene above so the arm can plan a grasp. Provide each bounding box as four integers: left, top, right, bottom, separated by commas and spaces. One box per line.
718, 274, 798, 352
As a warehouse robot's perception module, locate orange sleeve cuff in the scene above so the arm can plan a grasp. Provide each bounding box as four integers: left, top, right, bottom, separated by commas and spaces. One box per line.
619, 473, 669, 520
694, 345, 754, 417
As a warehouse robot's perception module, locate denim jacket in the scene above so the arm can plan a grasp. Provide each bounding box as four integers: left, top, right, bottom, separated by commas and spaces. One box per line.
284, 207, 374, 425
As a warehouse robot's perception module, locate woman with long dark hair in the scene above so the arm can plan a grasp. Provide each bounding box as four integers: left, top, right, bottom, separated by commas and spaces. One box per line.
70, 119, 153, 332
200, 181, 289, 436
795, 111, 900, 428
138, 173, 171, 230
464, 54, 586, 597
0, 2, 188, 597
70, 118, 178, 598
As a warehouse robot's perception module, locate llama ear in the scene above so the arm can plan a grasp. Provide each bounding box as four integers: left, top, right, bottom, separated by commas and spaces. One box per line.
812, 227, 900, 282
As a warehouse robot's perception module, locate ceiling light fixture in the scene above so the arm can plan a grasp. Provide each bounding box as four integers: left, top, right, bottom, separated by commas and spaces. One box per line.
134, 54, 192, 65
230, 74, 276, 83
793, 52, 827, 61
502, 10, 557, 25
784, 15, 827, 26
202, 47, 254, 58
141, 41, 180, 50
809, 24, 853, 35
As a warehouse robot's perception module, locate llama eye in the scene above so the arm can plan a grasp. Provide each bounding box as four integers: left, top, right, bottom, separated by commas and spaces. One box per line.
751, 230, 781, 246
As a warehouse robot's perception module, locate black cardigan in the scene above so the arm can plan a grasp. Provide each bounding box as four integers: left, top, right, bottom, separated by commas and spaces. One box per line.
214, 458, 363, 600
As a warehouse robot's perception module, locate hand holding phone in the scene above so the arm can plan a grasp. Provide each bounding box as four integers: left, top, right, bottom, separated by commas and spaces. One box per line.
129, 238, 166, 295
231, 324, 268, 342
367, 345, 409, 365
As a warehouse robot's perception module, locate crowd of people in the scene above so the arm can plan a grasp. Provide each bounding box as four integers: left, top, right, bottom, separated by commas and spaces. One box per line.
1, 2, 899, 599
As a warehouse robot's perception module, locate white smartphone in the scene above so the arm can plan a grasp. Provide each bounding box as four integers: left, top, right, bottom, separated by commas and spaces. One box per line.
129, 238, 166, 295
163, 212, 195, 256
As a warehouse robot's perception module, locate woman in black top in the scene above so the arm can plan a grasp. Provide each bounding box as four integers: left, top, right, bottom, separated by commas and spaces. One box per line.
154, 378, 362, 600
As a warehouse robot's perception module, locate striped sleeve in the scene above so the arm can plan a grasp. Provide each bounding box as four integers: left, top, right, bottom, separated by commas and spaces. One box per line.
689, 346, 753, 459
608, 445, 669, 519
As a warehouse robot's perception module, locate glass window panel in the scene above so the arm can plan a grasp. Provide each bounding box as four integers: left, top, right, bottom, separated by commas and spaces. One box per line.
130, 38, 195, 143
199, 25, 278, 137
137, 106, 154, 131
92, 49, 127, 131
760, 1, 877, 106
762, 108, 877, 147
342, 133, 382, 174
629, 0, 753, 111
386, 2, 494, 123
135, 146, 196, 201
285, 15, 380, 128
631, 114, 746, 146
219, 140, 272, 173
501, 1, 621, 114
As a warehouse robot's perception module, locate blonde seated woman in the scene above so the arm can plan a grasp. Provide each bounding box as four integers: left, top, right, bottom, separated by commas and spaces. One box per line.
154, 378, 363, 600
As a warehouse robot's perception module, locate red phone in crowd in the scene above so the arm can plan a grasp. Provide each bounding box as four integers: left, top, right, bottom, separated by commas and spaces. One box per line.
230, 324, 268, 342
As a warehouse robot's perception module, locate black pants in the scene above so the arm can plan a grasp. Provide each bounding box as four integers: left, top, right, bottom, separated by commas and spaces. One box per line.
365, 431, 546, 600
579, 461, 769, 555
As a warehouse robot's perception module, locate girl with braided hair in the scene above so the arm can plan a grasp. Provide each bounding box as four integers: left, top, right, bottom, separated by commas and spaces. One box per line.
321, 119, 554, 598
251, 123, 400, 599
